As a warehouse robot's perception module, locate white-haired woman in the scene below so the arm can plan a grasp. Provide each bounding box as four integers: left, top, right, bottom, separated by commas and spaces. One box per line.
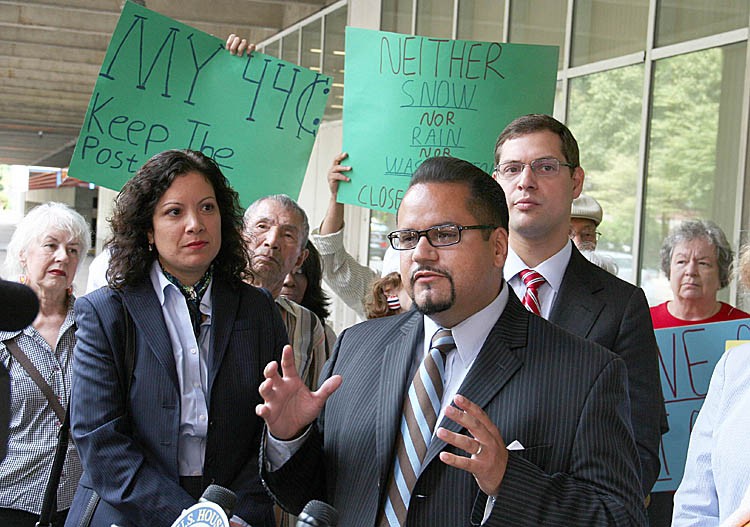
0, 202, 89, 527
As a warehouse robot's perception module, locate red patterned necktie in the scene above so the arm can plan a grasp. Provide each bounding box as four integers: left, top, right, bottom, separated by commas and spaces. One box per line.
520, 269, 546, 315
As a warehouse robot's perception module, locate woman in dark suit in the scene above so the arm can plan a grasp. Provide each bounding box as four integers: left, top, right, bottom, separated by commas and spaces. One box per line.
66, 150, 287, 527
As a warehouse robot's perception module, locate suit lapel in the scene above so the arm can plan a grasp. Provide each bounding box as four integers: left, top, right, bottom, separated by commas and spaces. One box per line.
376, 311, 423, 487
121, 282, 179, 390
549, 246, 605, 339
208, 278, 239, 393
424, 293, 527, 466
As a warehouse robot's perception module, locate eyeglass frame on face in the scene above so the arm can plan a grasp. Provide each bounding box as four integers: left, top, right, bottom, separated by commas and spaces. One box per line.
387, 223, 498, 251
493, 157, 577, 180
569, 227, 602, 243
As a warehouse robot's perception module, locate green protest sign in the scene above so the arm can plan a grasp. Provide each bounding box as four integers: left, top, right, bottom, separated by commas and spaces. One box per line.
339, 27, 557, 213
69, 1, 331, 207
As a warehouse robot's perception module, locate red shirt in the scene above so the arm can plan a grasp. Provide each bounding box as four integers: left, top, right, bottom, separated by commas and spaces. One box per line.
650, 301, 750, 329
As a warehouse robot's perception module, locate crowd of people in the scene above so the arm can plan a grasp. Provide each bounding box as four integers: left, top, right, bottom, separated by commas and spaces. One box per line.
0, 34, 748, 527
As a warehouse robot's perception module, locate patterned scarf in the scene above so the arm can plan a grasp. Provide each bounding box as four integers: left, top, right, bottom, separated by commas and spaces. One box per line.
160, 263, 213, 338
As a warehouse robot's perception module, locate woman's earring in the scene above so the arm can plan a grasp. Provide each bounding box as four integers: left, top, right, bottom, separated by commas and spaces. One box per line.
19, 274, 28, 285
387, 295, 401, 311
148, 243, 154, 252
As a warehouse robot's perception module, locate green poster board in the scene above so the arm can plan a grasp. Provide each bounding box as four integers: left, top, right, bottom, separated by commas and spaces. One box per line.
68, 1, 331, 207
339, 28, 558, 213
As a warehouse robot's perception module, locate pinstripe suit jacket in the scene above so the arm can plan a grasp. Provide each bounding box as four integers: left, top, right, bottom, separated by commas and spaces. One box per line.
262, 291, 647, 526
549, 245, 667, 494
66, 278, 287, 527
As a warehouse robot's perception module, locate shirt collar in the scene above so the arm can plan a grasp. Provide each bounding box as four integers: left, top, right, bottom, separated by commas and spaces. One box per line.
150, 261, 213, 314
423, 283, 508, 368
504, 241, 572, 292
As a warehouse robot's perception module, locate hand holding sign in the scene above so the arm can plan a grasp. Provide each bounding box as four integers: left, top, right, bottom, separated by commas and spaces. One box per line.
225, 34, 256, 57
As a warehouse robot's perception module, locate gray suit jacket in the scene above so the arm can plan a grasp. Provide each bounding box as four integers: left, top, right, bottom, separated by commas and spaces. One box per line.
67, 278, 287, 527
262, 292, 647, 526
550, 245, 666, 493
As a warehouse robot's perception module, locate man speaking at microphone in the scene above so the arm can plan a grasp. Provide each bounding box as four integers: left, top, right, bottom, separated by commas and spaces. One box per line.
257, 157, 647, 526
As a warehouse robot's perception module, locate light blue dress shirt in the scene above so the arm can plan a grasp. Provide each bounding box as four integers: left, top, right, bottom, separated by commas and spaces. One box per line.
149, 262, 212, 477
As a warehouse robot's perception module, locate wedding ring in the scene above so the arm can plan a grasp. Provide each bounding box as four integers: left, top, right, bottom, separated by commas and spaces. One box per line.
475, 443, 483, 456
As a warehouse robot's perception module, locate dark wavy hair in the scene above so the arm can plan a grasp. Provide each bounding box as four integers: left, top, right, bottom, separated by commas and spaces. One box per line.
298, 241, 331, 321
107, 149, 248, 289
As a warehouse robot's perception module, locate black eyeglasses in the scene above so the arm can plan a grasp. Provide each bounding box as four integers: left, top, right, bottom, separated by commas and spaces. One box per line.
494, 157, 576, 180
388, 223, 497, 250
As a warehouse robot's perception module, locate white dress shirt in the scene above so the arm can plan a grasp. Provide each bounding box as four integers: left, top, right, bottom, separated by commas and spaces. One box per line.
265, 286, 508, 467
504, 241, 572, 319
672, 342, 750, 526
150, 262, 212, 477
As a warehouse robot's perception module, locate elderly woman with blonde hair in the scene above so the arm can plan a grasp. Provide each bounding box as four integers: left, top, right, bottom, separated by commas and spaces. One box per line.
0, 202, 89, 527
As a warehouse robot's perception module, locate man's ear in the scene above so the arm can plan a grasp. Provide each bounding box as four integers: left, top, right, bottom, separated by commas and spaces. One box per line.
294, 248, 309, 269
493, 227, 509, 270
571, 166, 585, 199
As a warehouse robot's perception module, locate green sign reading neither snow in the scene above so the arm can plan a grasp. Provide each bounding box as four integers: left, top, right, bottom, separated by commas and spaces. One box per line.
339, 27, 558, 213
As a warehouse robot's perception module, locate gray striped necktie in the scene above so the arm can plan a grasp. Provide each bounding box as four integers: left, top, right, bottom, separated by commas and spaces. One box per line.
379, 328, 454, 527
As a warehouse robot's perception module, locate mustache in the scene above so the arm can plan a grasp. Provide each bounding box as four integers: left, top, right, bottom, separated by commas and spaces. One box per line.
409, 265, 452, 284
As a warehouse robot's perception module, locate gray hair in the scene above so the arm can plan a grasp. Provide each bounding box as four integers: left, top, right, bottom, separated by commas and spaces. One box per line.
244, 194, 310, 248
660, 219, 733, 288
4, 202, 91, 278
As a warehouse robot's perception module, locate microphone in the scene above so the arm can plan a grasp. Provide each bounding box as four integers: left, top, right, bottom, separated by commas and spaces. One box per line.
296, 500, 339, 527
171, 484, 237, 527
0, 280, 39, 331
200, 484, 237, 518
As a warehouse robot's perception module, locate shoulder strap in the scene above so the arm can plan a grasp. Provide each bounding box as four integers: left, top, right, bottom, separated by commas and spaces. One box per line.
4, 339, 66, 422
36, 407, 70, 527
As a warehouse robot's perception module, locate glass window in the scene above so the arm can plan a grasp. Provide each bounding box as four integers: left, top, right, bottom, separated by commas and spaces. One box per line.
553, 79, 564, 122
382, 0, 413, 35
415, 0, 453, 38
567, 64, 644, 286
301, 19, 322, 73
642, 43, 747, 305
656, 0, 750, 47
264, 40, 280, 58
323, 7, 347, 121
368, 210, 397, 273
281, 30, 299, 65
571, 0, 648, 66
508, 0, 566, 69
457, 0, 504, 42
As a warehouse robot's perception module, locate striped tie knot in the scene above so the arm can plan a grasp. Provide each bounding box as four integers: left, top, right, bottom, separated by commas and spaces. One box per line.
430, 328, 454, 358
519, 268, 545, 315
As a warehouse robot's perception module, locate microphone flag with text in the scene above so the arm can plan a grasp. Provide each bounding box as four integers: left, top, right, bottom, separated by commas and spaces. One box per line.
170, 484, 237, 527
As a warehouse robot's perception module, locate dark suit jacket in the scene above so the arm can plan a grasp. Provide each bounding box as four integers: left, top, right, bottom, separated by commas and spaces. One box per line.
549, 245, 666, 493
262, 292, 647, 526
66, 278, 287, 527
